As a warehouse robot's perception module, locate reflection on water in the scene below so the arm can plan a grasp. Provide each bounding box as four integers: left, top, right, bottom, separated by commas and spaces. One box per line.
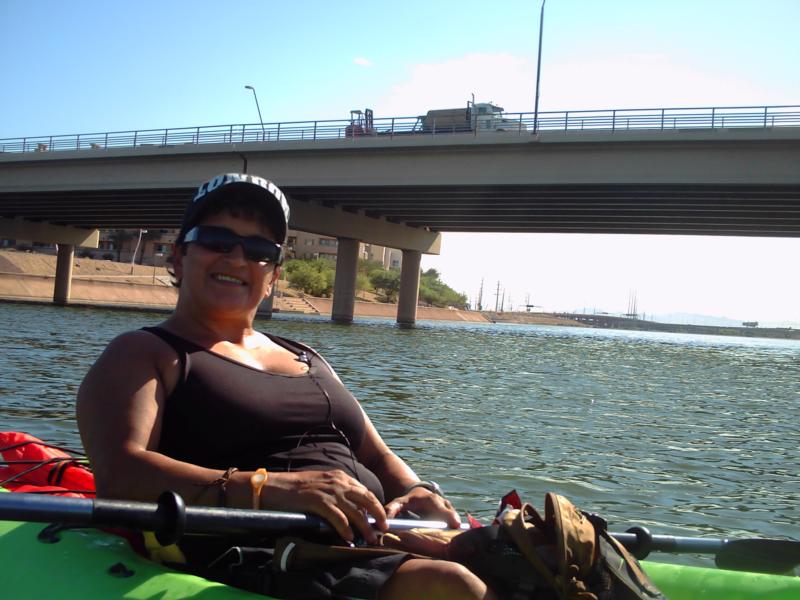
1, 302, 798, 565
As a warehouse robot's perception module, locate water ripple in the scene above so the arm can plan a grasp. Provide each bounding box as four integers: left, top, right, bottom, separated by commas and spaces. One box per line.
2, 306, 798, 562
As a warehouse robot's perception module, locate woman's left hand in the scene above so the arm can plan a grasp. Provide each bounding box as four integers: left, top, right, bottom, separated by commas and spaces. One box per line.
384, 487, 461, 528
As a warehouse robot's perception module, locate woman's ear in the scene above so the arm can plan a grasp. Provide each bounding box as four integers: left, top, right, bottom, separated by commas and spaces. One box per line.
264, 266, 281, 299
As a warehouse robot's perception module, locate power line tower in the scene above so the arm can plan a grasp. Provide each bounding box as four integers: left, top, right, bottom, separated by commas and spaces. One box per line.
625, 289, 638, 319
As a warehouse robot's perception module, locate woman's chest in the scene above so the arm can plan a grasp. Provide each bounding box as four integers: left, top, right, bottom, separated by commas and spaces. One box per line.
177, 353, 363, 439
208, 342, 308, 376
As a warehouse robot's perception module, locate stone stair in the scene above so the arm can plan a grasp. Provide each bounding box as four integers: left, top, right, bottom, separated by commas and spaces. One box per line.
275, 295, 320, 315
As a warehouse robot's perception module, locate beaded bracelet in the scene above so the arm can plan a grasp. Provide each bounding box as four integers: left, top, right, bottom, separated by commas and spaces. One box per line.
201, 467, 238, 507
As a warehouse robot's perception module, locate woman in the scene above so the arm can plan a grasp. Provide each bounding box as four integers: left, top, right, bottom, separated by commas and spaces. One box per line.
77, 173, 494, 599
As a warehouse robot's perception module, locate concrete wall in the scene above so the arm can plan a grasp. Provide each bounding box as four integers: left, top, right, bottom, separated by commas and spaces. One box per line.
0, 272, 178, 307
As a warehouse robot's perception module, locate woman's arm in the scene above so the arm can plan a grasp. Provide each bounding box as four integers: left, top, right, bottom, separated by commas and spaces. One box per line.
77, 331, 387, 542
356, 410, 461, 527
77, 330, 235, 504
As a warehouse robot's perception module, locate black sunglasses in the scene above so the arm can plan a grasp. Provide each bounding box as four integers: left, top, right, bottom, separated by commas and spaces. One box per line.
183, 226, 283, 265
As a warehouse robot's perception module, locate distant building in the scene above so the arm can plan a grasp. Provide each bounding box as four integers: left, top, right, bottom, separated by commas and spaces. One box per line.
1, 229, 175, 266
289, 230, 402, 269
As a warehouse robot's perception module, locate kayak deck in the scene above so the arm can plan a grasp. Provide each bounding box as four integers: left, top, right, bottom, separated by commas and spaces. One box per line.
0, 519, 263, 599
1, 517, 798, 599
641, 561, 800, 600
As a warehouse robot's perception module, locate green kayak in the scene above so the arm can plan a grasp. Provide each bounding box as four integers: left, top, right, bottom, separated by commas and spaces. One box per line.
1, 517, 798, 599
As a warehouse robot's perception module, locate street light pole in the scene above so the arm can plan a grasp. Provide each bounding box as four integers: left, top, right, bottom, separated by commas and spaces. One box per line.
533, 0, 546, 134
244, 85, 266, 140
130, 228, 147, 274
152, 252, 163, 284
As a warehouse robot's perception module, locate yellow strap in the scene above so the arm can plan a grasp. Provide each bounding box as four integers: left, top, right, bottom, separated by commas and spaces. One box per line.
142, 531, 187, 564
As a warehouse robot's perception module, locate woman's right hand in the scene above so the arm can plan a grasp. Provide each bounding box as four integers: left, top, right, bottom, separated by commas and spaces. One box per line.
263, 470, 388, 544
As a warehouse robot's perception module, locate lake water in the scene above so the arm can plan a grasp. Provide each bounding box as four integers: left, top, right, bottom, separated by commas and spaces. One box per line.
1, 301, 798, 566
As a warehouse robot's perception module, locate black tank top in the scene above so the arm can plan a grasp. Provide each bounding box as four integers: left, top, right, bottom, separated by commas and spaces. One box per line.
142, 327, 384, 502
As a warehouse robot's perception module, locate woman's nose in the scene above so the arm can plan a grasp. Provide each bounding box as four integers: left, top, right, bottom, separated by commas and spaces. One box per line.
224, 243, 248, 262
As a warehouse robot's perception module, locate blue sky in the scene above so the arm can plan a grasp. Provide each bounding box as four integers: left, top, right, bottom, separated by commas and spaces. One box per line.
2, 1, 799, 323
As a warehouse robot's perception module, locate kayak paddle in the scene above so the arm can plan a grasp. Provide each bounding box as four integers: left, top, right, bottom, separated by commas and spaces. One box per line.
715, 538, 800, 575
616, 526, 800, 575
0, 491, 797, 574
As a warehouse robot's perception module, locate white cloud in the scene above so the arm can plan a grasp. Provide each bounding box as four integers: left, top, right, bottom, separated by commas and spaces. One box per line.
375, 53, 532, 117
541, 53, 781, 111
354, 57, 374, 67
374, 51, 797, 117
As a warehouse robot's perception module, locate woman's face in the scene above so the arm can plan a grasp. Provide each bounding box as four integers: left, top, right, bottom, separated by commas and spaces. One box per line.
173, 211, 281, 317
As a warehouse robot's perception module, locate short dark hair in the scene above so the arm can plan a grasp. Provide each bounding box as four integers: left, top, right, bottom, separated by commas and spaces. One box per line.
184, 193, 280, 242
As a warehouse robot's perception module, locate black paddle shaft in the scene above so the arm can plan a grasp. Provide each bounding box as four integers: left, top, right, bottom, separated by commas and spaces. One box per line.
0, 491, 332, 544
1, 490, 797, 574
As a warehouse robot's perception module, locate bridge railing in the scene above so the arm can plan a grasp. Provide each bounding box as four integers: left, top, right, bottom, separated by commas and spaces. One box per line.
2, 105, 798, 154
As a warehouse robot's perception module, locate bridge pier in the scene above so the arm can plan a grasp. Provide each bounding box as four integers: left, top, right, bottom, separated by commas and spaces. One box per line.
258, 289, 275, 319
331, 238, 359, 323
397, 250, 421, 328
53, 244, 74, 305
0, 218, 99, 307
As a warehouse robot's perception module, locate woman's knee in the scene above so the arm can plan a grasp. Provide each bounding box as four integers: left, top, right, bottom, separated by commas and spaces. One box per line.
380, 558, 494, 600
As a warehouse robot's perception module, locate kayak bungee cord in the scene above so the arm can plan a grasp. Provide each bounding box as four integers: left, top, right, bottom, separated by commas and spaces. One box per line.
0, 457, 89, 488
0, 433, 95, 496
0, 439, 87, 457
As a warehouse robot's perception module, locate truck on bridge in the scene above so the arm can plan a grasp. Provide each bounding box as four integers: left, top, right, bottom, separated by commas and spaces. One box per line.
345, 101, 526, 137
421, 101, 526, 133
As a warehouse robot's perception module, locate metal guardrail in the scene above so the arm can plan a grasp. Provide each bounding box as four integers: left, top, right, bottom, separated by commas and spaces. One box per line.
1, 105, 798, 154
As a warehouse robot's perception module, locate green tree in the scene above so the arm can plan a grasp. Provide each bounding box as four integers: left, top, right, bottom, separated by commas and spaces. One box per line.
418, 268, 468, 309
284, 258, 335, 296
355, 272, 372, 296
282, 259, 466, 307
369, 268, 400, 303
358, 258, 384, 275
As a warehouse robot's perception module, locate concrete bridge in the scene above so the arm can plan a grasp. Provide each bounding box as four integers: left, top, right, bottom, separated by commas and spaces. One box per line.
2, 105, 799, 325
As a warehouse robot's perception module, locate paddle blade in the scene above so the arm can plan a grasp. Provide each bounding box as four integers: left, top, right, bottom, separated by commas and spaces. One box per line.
715, 539, 800, 575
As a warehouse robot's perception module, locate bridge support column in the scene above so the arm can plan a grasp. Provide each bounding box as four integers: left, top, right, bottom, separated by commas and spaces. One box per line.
332, 238, 360, 323
259, 289, 275, 319
53, 244, 74, 305
397, 250, 421, 328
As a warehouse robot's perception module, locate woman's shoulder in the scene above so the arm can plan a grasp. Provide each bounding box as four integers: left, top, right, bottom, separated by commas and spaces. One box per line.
99, 328, 181, 365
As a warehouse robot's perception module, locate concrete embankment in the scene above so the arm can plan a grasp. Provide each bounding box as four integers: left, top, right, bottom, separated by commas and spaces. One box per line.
481, 311, 587, 327
0, 249, 178, 310
306, 297, 488, 323
0, 272, 179, 309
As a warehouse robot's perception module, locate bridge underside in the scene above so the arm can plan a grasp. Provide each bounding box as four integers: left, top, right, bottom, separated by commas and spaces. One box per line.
2, 183, 799, 237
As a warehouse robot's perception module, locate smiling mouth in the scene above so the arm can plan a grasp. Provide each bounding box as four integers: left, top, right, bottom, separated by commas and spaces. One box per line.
212, 273, 246, 285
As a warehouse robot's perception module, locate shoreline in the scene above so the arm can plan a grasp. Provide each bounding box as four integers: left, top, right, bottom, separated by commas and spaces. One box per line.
2, 250, 798, 339
0, 249, 577, 325
0, 250, 498, 323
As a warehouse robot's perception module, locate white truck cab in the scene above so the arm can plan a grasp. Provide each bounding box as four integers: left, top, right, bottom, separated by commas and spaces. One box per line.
422, 101, 526, 133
